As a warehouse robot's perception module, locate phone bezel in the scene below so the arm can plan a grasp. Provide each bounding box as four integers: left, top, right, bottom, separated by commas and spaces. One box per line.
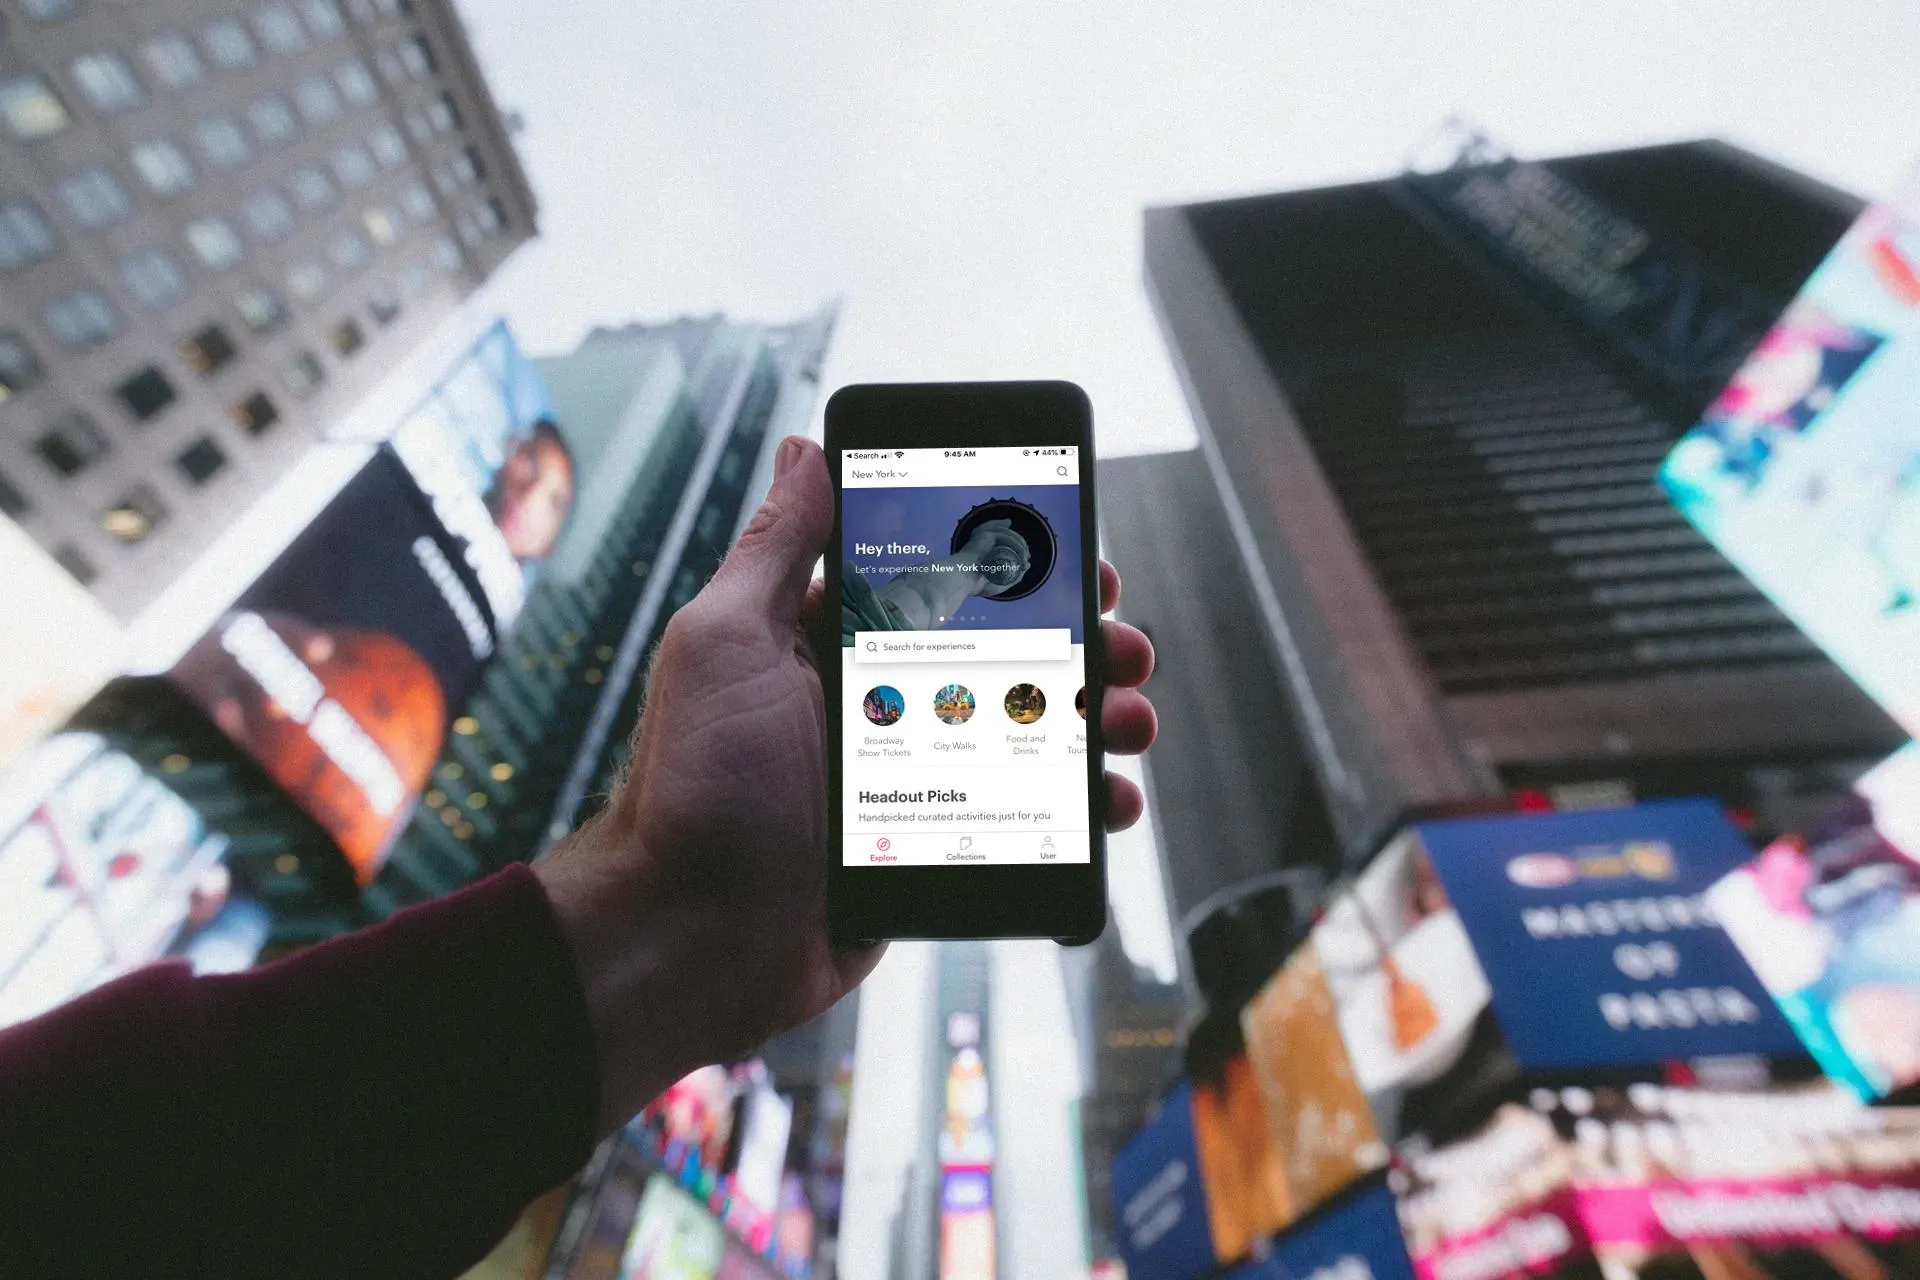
824, 380, 1107, 945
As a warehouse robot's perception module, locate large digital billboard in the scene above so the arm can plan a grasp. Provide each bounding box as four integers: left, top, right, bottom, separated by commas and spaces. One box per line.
386, 320, 574, 630
1660, 168, 1920, 732
169, 449, 496, 883
0, 733, 263, 1030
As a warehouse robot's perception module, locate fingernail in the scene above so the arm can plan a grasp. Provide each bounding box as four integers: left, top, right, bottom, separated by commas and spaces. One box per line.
774, 437, 801, 476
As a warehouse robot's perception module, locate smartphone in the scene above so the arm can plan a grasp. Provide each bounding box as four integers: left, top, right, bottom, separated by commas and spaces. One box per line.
824, 381, 1107, 944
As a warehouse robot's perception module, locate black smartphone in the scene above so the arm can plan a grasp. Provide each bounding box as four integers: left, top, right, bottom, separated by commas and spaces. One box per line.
824, 381, 1107, 945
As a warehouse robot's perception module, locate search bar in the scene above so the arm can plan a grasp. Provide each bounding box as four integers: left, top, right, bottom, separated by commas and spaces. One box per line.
855, 628, 1071, 663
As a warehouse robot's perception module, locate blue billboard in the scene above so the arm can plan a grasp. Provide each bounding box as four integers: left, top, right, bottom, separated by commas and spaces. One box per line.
1230, 1180, 1415, 1280
1413, 799, 1803, 1070
1111, 1082, 1214, 1280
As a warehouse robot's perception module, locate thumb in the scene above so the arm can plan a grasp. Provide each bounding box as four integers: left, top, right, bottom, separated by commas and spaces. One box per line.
708, 436, 833, 632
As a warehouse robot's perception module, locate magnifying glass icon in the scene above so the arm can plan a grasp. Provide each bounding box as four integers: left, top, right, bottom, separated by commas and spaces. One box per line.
1056, 465, 1068, 476
865, 640, 878, 653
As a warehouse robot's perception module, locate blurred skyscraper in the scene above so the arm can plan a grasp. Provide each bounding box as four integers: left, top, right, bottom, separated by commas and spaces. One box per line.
0, 0, 533, 617
1136, 139, 1907, 871
369, 304, 836, 913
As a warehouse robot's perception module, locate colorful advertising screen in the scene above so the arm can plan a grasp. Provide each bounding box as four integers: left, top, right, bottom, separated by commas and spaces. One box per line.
169, 449, 496, 883
0, 733, 262, 1030
939, 1167, 996, 1280
1709, 749, 1920, 1100
1110, 1082, 1216, 1280
1660, 167, 1920, 732
386, 320, 573, 629
621, 1174, 725, 1280
1412, 800, 1803, 1070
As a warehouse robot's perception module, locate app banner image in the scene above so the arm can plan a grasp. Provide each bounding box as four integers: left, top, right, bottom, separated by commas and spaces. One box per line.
1660, 172, 1920, 733
387, 320, 573, 629
1241, 941, 1390, 1222
1709, 760, 1920, 1101
169, 448, 496, 883
1110, 1081, 1216, 1280
0, 733, 257, 1030
840, 483, 1083, 644
1412, 800, 1803, 1070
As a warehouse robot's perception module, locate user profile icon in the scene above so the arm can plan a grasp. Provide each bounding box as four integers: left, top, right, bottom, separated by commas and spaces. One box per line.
1004, 683, 1046, 725
1074, 686, 1086, 719
933, 683, 976, 725
863, 685, 905, 727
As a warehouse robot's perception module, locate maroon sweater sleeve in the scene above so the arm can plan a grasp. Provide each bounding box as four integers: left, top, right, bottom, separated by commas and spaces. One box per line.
0, 863, 600, 1279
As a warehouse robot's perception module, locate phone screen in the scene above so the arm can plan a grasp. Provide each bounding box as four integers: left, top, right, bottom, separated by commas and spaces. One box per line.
838, 445, 1092, 869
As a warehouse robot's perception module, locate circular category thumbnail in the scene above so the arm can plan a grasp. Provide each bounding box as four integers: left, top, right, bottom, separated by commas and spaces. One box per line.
863, 685, 905, 727
933, 684, 977, 725
1074, 686, 1086, 719
1004, 683, 1046, 724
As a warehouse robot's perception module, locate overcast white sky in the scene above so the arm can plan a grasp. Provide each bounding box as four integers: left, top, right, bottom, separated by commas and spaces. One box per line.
454, 0, 1920, 458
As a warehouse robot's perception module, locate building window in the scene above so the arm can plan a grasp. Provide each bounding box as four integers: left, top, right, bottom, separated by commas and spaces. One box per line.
455, 209, 481, 247
403, 108, 430, 143
115, 366, 177, 421
476, 199, 506, 235
288, 166, 335, 210
53, 545, 97, 585
332, 144, 375, 188
194, 115, 253, 170
368, 124, 406, 169
181, 323, 238, 375
400, 182, 435, 223
235, 286, 288, 334
0, 76, 71, 142
287, 259, 326, 299
282, 349, 324, 398
243, 188, 294, 240
294, 76, 341, 125
71, 53, 145, 113
130, 140, 197, 195
0, 330, 46, 397
401, 37, 437, 79
36, 412, 111, 476
0, 201, 56, 270
425, 97, 456, 134
44, 290, 119, 349
334, 61, 377, 106
399, 261, 430, 297
375, 50, 404, 86
253, 5, 308, 53
202, 21, 259, 70
367, 287, 400, 327
176, 437, 228, 485
143, 36, 206, 90
101, 485, 168, 543
185, 218, 245, 270
246, 95, 299, 146
0, 469, 27, 518
120, 248, 188, 310
329, 317, 364, 356
430, 238, 462, 274
56, 166, 131, 229
300, 0, 345, 38
328, 230, 369, 271
362, 205, 397, 245
21, 0, 78, 18
231, 391, 279, 435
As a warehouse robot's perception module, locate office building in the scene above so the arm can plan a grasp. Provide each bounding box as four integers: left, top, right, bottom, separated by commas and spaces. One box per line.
369, 305, 836, 911
0, 0, 535, 617
1142, 140, 1906, 862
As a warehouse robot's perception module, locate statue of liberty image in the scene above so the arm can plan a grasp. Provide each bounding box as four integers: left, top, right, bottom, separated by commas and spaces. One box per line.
842, 498, 1057, 643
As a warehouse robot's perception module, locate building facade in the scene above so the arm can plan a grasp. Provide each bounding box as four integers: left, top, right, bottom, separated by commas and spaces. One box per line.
1142, 140, 1906, 863
369, 305, 836, 912
0, 0, 535, 617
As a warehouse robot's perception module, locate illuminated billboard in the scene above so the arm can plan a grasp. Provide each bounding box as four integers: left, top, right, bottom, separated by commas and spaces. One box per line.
387, 320, 573, 629
1660, 169, 1920, 732
0, 733, 262, 1030
169, 449, 496, 883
